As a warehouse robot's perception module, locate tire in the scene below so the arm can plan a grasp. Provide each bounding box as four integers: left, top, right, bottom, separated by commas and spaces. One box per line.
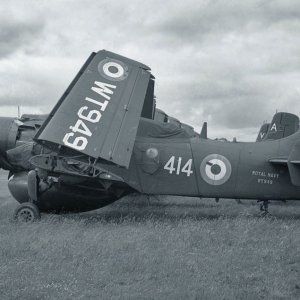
13, 202, 41, 223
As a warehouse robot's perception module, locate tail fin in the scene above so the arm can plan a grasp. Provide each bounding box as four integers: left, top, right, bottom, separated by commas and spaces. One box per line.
256, 123, 270, 141
266, 112, 299, 140
258, 112, 299, 141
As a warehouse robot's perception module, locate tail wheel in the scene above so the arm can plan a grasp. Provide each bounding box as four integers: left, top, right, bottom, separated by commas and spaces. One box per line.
13, 202, 41, 223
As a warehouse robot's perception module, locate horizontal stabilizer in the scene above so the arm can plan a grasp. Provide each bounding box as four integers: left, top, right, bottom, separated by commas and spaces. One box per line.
268, 158, 288, 165
34, 50, 154, 168
269, 142, 300, 186
269, 158, 300, 166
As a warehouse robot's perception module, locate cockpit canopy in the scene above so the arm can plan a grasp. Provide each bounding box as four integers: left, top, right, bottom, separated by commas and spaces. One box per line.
137, 117, 192, 139
153, 108, 198, 138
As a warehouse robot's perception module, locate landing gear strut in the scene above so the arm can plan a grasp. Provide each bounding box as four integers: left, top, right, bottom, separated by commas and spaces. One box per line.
13, 169, 42, 223
258, 200, 270, 216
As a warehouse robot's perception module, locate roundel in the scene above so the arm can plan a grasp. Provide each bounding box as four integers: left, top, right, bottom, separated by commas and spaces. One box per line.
200, 154, 232, 185
98, 58, 128, 81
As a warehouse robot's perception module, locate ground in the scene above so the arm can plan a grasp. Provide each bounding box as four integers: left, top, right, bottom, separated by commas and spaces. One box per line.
0, 170, 299, 299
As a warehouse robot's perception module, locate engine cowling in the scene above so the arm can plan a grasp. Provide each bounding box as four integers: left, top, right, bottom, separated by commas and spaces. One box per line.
8, 172, 124, 213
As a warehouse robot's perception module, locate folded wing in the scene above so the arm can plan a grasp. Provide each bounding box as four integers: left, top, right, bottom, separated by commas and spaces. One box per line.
35, 50, 155, 168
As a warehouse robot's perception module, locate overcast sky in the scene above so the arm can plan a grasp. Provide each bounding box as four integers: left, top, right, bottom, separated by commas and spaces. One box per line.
1, 0, 300, 140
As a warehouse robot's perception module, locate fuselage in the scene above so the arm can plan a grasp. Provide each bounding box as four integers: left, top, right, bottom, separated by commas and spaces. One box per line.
3, 115, 300, 214
101, 118, 300, 201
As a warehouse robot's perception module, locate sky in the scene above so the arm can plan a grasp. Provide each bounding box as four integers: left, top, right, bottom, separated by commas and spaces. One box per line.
1, 0, 300, 141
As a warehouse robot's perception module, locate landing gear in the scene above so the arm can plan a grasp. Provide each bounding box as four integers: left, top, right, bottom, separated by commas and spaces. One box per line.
13, 202, 41, 223
13, 169, 42, 223
258, 200, 270, 216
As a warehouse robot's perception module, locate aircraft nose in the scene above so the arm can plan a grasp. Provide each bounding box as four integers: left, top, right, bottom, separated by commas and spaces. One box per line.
0, 117, 18, 155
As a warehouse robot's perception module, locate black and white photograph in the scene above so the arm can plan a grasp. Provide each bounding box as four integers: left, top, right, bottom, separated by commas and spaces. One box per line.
0, 1, 300, 299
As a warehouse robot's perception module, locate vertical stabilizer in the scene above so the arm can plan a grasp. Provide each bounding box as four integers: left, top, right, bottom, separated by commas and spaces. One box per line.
256, 123, 270, 141
264, 112, 299, 140
200, 122, 208, 139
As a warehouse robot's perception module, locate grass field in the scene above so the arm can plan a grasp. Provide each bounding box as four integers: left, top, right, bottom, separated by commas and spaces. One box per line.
0, 171, 299, 299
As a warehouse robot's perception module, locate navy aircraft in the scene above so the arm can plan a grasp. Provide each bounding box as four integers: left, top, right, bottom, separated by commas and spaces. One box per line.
1, 50, 300, 222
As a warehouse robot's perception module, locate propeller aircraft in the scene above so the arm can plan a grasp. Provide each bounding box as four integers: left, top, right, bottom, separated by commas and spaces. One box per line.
0, 50, 299, 222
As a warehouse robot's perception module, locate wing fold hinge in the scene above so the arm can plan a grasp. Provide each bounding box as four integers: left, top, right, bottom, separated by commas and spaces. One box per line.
29, 154, 124, 182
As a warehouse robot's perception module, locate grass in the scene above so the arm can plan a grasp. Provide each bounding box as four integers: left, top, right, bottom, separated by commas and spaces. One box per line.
0, 171, 299, 299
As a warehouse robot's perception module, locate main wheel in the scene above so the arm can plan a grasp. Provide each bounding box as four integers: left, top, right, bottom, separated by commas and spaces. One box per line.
13, 202, 41, 223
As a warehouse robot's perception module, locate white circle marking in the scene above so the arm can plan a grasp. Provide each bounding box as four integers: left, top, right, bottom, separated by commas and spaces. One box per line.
200, 154, 232, 185
103, 61, 124, 78
205, 159, 226, 181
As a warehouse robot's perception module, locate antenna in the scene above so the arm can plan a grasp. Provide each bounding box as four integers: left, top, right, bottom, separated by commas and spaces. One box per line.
17, 106, 20, 118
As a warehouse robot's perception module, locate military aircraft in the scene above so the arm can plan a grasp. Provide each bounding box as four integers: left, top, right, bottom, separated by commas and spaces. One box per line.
1, 50, 300, 222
